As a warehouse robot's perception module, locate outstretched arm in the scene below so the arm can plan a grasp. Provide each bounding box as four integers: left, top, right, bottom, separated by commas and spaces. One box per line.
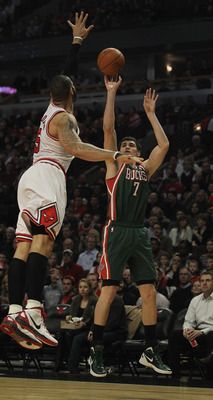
57, 112, 143, 164
61, 11, 94, 77
103, 76, 122, 151
103, 76, 123, 178
143, 89, 169, 178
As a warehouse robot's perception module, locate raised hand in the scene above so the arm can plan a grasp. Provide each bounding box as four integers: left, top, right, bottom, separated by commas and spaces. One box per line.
104, 75, 122, 93
143, 88, 159, 115
67, 11, 94, 40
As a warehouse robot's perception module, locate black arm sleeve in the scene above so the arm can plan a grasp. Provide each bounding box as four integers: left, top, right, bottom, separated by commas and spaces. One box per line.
61, 43, 81, 79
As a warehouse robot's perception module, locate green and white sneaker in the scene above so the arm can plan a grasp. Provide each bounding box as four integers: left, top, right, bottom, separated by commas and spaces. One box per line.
139, 347, 172, 375
88, 345, 107, 377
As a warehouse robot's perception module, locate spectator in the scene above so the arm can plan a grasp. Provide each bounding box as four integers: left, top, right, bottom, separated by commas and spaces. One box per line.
55, 278, 97, 373
186, 256, 200, 283
168, 271, 213, 379
191, 279, 202, 297
60, 250, 85, 286
200, 239, 213, 268
169, 267, 193, 314
192, 213, 210, 247
119, 268, 140, 306
77, 235, 99, 272
59, 276, 75, 305
152, 223, 173, 254
43, 268, 63, 313
169, 215, 192, 248
87, 272, 101, 297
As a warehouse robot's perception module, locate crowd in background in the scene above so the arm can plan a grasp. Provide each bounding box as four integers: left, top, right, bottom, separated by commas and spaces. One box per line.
1, 0, 213, 43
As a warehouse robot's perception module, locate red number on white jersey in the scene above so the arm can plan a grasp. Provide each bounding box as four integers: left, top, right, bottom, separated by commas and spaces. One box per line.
34, 128, 41, 154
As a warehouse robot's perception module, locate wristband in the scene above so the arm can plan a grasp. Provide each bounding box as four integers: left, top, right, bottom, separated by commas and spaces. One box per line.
73, 36, 83, 41
113, 151, 122, 160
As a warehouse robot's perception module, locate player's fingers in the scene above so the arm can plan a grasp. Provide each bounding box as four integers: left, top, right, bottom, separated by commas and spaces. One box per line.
155, 94, 159, 102
75, 12, 79, 23
152, 89, 156, 99
86, 24, 94, 33
82, 12, 88, 24
67, 20, 74, 29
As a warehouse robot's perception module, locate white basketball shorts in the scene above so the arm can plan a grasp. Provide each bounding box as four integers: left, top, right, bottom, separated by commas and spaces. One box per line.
16, 161, 67, 242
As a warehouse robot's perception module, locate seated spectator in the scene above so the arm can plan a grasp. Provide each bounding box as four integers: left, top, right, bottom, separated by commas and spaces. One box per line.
180, 157, 196, 192
192, 213, 210, 247
191, 279, 202, 297
87, 272, 101, 297
119, 268, 140, 305
206, 256, 213, 273
48, 252, 60, 271
78, 213, 93, 236
59, 276, 75, 305
166, 253, 183, 287
77, 235, 99, 272
186, 256, 200, 283
188, 202, 201, 227
60, 249, 85, 286
150, 237, 162, 261
169, 267, 193, 314
169, 215, 192, 249
55, 279, 97, 373
158, 253, 171, 274
151, 223, 173, 255
200, 239, 213, 268
162, 190, 183, 221
168, 271, 213, 378
43, 268, 63, 313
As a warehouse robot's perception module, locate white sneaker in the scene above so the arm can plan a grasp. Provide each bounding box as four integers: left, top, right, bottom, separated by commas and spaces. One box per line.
0, 313, 42, 350
16, 308, 58, 347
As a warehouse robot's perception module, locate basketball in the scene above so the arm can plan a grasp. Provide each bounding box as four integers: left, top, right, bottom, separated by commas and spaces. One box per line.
97, 48, 125, 76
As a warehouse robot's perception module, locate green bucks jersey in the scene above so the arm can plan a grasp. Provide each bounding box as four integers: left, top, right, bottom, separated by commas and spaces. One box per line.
106, 164, 149, 226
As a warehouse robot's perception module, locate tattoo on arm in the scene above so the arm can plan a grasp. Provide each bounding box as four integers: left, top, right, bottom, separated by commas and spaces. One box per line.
58, 114, 81, 151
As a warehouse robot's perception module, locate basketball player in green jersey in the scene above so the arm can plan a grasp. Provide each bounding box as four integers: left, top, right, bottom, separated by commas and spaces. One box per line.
89, 77, 172, 377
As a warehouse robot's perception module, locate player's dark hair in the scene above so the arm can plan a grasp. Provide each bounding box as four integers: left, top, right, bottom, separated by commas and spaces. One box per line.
119, 136, 141, 152
50, 75, 76, 103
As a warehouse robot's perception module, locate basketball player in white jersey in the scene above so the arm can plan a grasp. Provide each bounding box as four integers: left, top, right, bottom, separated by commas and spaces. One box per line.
0, 12, 143, 350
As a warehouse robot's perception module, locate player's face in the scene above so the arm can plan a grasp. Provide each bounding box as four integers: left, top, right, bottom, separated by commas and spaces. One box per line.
120, 140, 140, 156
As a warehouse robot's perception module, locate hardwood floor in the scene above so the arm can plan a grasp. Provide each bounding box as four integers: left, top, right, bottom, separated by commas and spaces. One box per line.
0, 378, 212, 400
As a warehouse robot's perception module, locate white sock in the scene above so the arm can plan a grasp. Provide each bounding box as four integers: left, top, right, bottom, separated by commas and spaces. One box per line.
26, 299, 42, 309
8, 304, 22, 314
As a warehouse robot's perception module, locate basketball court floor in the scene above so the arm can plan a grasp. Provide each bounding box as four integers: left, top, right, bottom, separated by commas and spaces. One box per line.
0, 376, 212, 400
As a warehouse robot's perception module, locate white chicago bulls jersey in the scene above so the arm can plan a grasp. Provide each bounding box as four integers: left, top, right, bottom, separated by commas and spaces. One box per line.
33, 102, 79, 173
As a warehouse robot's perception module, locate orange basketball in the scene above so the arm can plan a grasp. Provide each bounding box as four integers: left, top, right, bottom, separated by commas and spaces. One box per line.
97, 48, 125, 76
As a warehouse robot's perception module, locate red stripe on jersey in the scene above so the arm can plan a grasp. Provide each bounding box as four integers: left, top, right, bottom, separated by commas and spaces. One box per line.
100, 221, 111, 280
106, 176, 117, 194
110, 164, 125, 220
